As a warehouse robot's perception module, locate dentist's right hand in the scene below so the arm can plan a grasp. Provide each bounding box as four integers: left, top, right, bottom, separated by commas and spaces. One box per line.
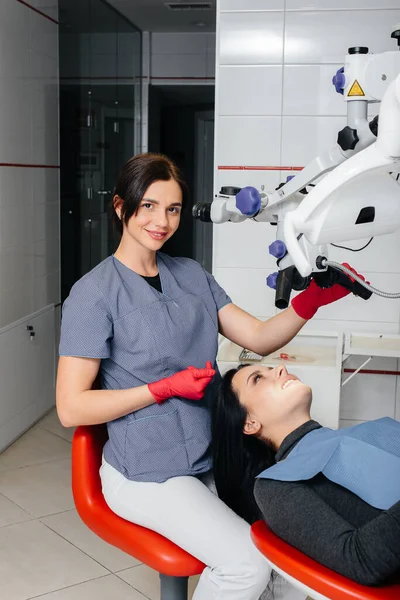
148, 361, 216, 404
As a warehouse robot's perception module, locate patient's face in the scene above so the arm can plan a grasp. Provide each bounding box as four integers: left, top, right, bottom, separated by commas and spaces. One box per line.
232, 364, 312, 437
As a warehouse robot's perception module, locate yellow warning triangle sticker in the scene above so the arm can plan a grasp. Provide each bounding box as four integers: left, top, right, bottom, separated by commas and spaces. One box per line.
348, 80, 365, 97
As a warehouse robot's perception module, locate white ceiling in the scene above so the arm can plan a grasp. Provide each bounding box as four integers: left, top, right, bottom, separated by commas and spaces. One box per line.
106, 0, 216, 33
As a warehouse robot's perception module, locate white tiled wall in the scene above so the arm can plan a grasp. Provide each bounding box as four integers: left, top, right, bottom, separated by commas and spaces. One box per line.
213, 0, 400, 423
0, 0, 59, 328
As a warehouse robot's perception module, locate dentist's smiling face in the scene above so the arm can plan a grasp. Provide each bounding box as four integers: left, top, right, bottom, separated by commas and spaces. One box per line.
116, 178, 183, 252
231, 364, 312, 441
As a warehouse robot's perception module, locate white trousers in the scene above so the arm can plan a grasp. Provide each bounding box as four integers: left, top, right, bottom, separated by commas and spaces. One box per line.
100, 458, 305, 600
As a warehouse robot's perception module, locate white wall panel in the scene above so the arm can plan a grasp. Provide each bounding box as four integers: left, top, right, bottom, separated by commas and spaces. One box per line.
303, 318, 400, 335
220, 11, 284, 65
0, 2, 59, 324
30, 9, 58, 57
213, 221, 278, 270
216, 169, 281, 198
219, 66, 282, 115
0, 306, 56, 451
283, 65, 346, 116
284, 10, 400, 64
0, 0, 30, 44
214, 267, 277, 317
340, 372, 396, 421
287, 0, 400, 10
0, 80, 33, 164
218, 116, 281, 165
281, 116, 345, 165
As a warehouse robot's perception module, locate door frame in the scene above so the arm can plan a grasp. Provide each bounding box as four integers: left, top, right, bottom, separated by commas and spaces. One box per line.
194, 110, 214, 272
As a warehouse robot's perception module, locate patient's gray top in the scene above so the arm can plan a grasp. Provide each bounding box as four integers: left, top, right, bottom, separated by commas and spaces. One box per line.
254, 420, 400, 586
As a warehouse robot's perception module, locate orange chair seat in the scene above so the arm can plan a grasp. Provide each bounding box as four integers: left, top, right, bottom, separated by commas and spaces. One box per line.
72, 425, 205, 577
251, 520, 400, 600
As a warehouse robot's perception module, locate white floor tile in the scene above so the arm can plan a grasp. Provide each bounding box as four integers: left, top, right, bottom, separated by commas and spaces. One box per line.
117, 564, 200, 600
41, 510, 141, 573
0, 458, 74, 518
0, 520, 107, 600
117, 564, 159, 600
37, 408, 74, 443
27, 574, 148, 600
0, 492, 33, 527
0, 426, 71, 472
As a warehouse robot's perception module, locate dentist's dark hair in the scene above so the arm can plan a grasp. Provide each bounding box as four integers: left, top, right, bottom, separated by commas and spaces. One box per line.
211, 366, 276, 524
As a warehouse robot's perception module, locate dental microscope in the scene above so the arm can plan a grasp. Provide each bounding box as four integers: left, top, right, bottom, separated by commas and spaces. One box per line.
193, 27, 400, 309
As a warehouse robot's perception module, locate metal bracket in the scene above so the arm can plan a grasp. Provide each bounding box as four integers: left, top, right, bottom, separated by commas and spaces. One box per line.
341, 356, 372, 387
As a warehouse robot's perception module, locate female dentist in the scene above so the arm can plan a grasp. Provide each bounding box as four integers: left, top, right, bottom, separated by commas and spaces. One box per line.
57, 152, 361, 600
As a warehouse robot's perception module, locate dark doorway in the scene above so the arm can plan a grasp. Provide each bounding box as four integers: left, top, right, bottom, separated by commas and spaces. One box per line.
148, 84, 215, 267
59, 0, 141, 301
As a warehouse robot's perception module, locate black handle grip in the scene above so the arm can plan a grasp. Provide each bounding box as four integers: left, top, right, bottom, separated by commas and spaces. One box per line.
313, 267, 372, 300
334, 270, 372, 300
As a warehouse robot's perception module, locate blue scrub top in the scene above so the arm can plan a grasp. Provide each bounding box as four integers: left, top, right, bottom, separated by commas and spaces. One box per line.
59, 253, 231, 482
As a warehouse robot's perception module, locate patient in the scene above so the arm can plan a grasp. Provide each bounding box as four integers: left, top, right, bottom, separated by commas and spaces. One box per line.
212, 364, 400, 586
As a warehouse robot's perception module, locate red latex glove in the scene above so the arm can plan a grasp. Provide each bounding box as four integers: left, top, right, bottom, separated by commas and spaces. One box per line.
291, 263, 365, 320
148, 361, 216, 404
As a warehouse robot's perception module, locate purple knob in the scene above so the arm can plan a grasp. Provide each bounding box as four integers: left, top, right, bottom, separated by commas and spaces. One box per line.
332, 67, 345, 95
236, 186, 261, 216
266, 272, 279, 290
286, 175, 295, 182
269, 240, 287, 259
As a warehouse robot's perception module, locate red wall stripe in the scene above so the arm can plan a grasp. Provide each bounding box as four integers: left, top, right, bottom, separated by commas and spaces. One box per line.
218, 166, 304, 171
16, 0, 59, 25
0, 163, 60, 169
344, 368, 400, 377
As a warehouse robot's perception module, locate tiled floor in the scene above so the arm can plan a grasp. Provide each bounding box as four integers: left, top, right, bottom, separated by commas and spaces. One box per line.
0, 409, 199, 600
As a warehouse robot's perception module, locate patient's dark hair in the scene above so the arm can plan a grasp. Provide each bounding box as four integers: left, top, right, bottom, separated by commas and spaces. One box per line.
212, 366, 276, 524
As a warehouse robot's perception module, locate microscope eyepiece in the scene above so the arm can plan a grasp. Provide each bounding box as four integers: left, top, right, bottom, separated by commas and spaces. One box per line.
192, 202, 212, 222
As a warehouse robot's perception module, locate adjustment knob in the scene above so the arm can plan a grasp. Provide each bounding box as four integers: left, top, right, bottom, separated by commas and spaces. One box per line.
269, 240, 287, 259
235, 186, 261, 216
219, 186, 241, 196
332, 67, 345, 95
266, 272, 279, 290
369, 115, 379, 137
337, 126, 359, 151
348, 47, 369, 55
391, 25, 400, 47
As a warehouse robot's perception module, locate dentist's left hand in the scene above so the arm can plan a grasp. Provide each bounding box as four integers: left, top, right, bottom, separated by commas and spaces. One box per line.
148, 361, 216, 404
